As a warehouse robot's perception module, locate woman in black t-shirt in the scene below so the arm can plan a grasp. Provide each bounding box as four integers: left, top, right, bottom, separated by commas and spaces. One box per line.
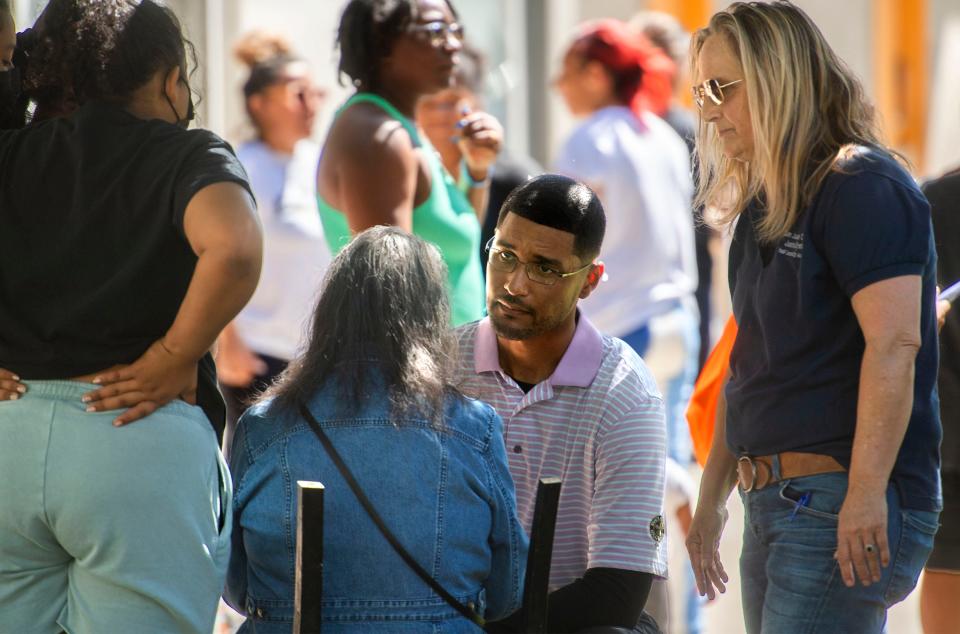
0, 2, 261, 632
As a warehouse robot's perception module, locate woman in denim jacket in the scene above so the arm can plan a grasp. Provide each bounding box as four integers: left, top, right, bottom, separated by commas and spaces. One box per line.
224, 226, 528, 632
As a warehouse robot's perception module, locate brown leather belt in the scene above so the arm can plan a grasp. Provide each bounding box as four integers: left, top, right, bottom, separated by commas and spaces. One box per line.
737, 452, 845, 492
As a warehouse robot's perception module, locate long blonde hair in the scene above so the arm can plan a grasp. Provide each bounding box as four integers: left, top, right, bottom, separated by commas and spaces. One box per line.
692, 2, 883, 242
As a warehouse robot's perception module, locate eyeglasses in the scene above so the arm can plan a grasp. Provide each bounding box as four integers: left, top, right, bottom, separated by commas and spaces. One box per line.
691, 78, 743, 109
408, 21, 464, 48
485, 237, 593, 287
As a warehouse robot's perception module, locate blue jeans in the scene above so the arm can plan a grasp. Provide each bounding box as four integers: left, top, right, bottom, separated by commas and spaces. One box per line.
740, 470, 939, 633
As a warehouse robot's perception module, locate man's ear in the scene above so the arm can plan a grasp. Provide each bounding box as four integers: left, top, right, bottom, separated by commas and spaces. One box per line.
578, 261, 604, 300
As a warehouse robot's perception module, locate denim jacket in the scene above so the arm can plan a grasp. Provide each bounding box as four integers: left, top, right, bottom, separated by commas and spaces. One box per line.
224, 380, 528, 633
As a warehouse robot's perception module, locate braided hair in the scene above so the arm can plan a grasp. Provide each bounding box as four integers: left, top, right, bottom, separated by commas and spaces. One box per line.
337, 0, 457, 90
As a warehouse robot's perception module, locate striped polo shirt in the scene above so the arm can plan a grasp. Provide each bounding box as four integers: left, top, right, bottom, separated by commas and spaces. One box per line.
454, 314, 668, 589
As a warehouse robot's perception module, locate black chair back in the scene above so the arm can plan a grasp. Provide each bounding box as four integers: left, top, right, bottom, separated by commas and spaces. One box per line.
519, 477, 562, 633
294, 480, 325, 634
292, 476, 564, 633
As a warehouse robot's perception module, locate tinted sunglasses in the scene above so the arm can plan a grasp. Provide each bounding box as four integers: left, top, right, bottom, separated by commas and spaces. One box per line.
692, 78, 743, 109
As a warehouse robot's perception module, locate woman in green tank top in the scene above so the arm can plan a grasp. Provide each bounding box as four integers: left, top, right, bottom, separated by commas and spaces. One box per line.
317, 0, 503, 326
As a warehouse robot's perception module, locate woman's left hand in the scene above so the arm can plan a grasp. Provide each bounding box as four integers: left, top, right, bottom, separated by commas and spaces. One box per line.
456, 109, 503, 179
835, 486, 889, 587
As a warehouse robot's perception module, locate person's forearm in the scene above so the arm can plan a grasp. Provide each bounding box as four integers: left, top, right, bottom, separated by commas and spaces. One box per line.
466, 170, 490, 223
217, 321, 243, 350
163, 251, 261, 362
547, 568, 653, 632
698, 387, 739, 507
848, 342, 918, 494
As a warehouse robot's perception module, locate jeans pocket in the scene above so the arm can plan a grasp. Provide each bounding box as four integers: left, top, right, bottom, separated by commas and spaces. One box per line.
778, 477, 844, 521
883, 510, 939, 606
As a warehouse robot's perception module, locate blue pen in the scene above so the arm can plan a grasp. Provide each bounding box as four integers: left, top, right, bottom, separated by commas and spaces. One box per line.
789, 492, 811, 521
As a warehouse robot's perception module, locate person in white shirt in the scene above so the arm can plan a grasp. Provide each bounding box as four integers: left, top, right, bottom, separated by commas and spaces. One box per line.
216, 32, 331, 452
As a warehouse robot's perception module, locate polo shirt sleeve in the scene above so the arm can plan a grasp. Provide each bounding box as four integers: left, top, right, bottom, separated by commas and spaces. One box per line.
588, 389, 668, 578
171, 131, 255, 237
817, 169, 931, 297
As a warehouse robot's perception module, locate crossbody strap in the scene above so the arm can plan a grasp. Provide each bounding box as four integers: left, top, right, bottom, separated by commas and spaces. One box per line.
297, 402, 486, 628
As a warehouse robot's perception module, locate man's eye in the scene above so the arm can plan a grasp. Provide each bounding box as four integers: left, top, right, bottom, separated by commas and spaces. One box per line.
536, 264, 559, 276
497, 250, 516, 262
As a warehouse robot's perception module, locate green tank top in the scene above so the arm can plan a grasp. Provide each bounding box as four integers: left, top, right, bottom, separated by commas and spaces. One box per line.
317, 93, 484, 326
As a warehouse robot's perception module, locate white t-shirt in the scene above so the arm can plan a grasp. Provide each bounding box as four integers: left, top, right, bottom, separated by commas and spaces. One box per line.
554, 106, 697, 337
234, 139, 331, 360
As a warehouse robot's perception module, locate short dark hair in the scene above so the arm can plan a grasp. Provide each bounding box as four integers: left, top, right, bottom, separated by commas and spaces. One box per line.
0, 1, 10, 14
497, 174, 606, 260
337, 0, 415, 90
337, 0, 457, 90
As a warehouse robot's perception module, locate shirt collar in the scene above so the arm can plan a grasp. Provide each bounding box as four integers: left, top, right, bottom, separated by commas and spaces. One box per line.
473, 312, 605, 388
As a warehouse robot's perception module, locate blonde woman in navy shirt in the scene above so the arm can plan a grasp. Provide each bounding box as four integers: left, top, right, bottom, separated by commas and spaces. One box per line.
686, 3, 941, 633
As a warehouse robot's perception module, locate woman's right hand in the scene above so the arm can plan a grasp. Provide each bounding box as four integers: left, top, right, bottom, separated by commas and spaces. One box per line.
686, 500, 730, 600
0, 368, 26, 400
81, 339, 198, 426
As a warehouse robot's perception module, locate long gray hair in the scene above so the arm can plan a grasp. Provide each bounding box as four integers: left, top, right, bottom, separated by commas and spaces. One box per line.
266, 226, 457, 425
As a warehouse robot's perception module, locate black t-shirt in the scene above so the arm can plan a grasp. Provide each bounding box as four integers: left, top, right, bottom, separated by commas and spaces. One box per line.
0, 101, 252, 437
726, 146, 941, 511
925, 168, 960, 472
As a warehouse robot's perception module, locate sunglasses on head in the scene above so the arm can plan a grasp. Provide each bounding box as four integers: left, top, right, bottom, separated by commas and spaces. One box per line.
692, 78, 743, 109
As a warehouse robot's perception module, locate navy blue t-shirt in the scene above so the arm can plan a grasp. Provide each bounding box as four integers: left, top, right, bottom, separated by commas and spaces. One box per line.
726, 146, 942, 511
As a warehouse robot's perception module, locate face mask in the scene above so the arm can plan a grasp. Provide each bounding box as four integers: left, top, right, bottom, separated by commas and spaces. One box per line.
164, 75, 195, 129
180, 92, 195, 129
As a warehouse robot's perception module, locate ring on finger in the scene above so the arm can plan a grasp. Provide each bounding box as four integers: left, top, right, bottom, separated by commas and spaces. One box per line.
864, 544, 876, 553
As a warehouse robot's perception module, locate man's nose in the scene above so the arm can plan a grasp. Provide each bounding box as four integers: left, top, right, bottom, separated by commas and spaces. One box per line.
503, 265, 530, 297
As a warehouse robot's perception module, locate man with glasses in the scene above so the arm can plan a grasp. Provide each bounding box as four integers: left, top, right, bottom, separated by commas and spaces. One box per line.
455, 174, 667, 633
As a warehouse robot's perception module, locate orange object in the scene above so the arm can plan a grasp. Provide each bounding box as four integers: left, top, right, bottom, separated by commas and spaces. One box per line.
686, 316, 737, 467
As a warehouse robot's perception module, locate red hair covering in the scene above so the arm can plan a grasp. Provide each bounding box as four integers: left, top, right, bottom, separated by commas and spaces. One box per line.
569, 19, 675, 117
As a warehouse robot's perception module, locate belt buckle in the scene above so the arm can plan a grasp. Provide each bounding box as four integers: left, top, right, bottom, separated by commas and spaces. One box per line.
738, 456, 759, 492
